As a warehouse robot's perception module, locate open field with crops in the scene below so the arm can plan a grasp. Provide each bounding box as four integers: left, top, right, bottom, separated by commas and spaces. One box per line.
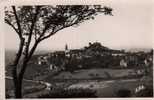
6, 67, 152, 98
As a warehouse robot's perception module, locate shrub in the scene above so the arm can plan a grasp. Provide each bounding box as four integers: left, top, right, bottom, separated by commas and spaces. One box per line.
116, 89, 131, 97
38, 88, 97, 98
5, 90, 15, 98
6, 91, 11, 98
135, 88, 153, 97
135, 85, 153, 97
23, 85, 46, 95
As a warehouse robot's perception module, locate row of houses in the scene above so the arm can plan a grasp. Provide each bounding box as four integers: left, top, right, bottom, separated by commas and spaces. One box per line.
36, 42, 153, 72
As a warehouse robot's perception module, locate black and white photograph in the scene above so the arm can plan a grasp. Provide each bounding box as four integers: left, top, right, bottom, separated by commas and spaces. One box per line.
2, 0, 154, 99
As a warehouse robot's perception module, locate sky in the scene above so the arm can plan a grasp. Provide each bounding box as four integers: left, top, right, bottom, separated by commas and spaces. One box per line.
4, 0, 153, 51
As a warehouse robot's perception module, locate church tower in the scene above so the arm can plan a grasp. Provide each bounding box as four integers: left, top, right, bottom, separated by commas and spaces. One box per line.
65, 44, 68, 51
65, 44, 70, 57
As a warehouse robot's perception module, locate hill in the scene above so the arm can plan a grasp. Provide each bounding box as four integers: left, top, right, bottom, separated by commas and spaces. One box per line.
44, 68, 141, 82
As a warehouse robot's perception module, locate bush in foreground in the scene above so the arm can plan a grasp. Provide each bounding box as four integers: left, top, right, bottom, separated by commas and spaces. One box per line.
135, 85, 153, 97
135, 88, 153, 97
23, 85, 46, 95
116, 89, 131, 97
38, 88, 97, 98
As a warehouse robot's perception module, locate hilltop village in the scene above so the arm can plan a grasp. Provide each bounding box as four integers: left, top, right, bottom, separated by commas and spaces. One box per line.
30, 42, 152, 78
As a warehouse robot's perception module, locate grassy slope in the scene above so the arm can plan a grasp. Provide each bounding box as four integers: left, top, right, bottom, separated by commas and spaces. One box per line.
5, 78, 45, 90
43, 68, 148, 97
45, 68, 137, 81
96, 79, 145, 97
6, 67, 152, 98
5, 78, 46, 97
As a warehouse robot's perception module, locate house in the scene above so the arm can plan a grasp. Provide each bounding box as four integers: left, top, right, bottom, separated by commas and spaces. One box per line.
49, 63, 61, 71
38, 56, 48, 65
120, 59, 127, 68
112, 53, 124, 56
49, 64, 54, 70
136, 69, 145, 75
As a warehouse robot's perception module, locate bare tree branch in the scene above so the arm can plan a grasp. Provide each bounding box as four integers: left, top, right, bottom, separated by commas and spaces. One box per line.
18, 40, 39, 79
25, 6, 41, 57
39, 18, 80, 41
5, 19, 19, 34
12, 6, 22, 39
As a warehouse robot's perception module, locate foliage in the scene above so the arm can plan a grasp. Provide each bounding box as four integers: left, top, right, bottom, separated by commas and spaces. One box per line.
116, 89, 132, 97
135, 84, 153, 97
38, 88, 97, 98
23, 85, 46, 95
5, 90, 14, 98
5, 5, 112, 42
135, 87, 153, 97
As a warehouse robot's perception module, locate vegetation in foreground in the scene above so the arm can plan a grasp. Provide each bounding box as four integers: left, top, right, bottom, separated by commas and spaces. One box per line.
38, 88, 97, 98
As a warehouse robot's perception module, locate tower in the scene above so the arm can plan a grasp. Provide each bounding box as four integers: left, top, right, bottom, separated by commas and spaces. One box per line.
65, 44, 70, 57
65, 44, 68, 51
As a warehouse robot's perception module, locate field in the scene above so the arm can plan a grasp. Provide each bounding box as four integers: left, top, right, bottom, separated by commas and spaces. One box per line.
5, 68, 153, 98
67, 79, 144, 97
42, 68, 148, 97
5, 78, 46, 97
44, 68, 140, 81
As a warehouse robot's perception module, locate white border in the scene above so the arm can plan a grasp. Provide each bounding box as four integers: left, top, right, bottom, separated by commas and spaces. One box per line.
0, 0, 154, 100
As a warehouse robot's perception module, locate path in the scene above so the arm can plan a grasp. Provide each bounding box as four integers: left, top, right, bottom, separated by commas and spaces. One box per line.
6, 76, 52, 97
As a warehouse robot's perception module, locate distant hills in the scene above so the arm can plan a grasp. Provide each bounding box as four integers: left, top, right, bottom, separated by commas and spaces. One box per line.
5, 49, 51, 66
125, 48, 153, 53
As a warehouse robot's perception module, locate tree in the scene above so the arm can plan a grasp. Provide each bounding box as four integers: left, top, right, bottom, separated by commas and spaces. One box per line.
5, 5, 113, 98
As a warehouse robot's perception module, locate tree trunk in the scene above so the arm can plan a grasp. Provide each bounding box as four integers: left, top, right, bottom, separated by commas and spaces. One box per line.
15, 41, 39, 98
14, 61, 28, 98
14, 59, 28, 98
11, 38, 24, 98
14, 78, 22, 98
12, 40, 39, 98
